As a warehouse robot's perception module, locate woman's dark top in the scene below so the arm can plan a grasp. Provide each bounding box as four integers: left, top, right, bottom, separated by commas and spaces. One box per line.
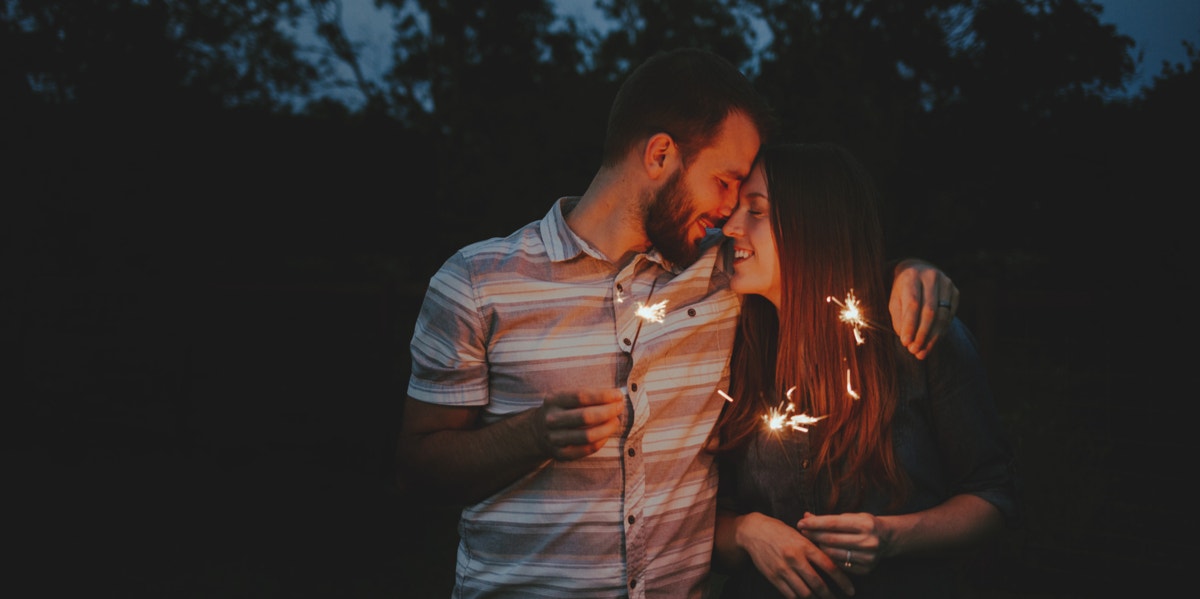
716, 318, 1020, 599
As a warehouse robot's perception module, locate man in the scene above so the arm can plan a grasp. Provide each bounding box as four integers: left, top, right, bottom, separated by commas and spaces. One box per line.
398, 48, 958, 598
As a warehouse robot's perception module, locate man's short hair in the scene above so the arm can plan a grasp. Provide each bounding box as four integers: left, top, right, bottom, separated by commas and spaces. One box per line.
601, 47, 776, 167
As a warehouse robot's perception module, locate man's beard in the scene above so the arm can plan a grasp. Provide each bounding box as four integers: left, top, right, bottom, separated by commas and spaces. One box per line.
644, 169, 703, 268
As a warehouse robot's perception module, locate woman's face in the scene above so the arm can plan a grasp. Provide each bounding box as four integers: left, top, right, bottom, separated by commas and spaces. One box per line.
722, 163, 782, 308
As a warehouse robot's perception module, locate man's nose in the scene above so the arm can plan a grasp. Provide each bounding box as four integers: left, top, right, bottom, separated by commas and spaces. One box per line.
720, 193, 737, 218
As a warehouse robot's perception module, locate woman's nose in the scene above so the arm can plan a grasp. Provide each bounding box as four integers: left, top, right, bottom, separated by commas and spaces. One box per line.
722, 215, 742, 237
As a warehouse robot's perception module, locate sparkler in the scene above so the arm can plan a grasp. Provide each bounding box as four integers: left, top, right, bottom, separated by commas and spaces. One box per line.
719, 384, 828, 434
763, 399, 827, 432
738, 291, 881, 433
634, 300, 669, 323
624, 280, 665, 352
826, 290, 889, 345
724, 385, 827, 433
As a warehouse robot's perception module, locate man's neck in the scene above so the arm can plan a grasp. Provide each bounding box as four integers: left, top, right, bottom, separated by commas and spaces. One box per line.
566, 168, 652, 266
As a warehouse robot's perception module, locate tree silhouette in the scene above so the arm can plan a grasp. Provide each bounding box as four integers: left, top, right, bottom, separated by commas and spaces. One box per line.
379, 0, 610, 254
5, 1, 1197, 596
1, 0, 316, 112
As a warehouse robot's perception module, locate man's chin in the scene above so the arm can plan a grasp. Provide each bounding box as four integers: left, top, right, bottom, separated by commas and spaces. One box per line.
662, 240, 702, 268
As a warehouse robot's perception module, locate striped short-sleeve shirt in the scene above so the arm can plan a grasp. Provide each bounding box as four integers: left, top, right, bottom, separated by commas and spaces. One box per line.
408, 197, 740, 598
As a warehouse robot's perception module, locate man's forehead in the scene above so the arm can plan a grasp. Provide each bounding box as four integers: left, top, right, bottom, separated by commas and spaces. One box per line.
702, 150, 756, 180
704, 112, 760, 177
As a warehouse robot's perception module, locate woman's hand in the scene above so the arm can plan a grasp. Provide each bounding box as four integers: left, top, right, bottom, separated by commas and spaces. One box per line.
796, 511, 887, 575
733, 512, 856, 599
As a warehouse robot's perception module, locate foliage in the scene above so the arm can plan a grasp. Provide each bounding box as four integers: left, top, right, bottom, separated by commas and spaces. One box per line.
5, 4, 1194, 594
3, 0, 1190, 278
1, 0, 315, 112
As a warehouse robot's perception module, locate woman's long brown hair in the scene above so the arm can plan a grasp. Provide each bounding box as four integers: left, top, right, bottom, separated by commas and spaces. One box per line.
709, 143, 907, 511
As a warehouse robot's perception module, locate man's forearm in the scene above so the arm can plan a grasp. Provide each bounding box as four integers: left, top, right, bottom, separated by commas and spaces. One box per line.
401, 408, 552, 505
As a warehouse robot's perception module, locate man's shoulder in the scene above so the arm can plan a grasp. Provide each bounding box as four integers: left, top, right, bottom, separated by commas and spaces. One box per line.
458, 219, 545, 258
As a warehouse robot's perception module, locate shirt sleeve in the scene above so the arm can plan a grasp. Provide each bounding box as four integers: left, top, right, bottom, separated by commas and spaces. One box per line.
406, 250, 491, 407
921, 318, 1022, 528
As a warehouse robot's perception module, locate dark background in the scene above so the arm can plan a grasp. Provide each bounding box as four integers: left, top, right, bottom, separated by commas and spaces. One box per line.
4, 1, 1194, 597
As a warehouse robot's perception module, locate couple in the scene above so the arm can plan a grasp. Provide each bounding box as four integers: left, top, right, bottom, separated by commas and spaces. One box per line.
398, 48, 1018, 598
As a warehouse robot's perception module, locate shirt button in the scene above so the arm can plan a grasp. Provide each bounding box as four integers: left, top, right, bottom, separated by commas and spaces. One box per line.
628, 515, 635, 524
688, 308, 696, 316
630, 383, 638, 392
623, 338, 632, 346
627, 448, 636, 457
630, 579, 638, 589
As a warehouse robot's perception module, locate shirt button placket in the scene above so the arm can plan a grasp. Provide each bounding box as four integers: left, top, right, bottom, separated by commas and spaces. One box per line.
624, 388, 646, 599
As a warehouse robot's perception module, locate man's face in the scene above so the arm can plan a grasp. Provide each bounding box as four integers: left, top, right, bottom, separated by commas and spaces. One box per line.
644, 111, 761, 267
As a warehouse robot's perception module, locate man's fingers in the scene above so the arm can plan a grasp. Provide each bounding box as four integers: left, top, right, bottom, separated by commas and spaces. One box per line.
576, 399, 627, 428
545, 416, 623, 460
546, 388, 624, 409
910, 272, 960, 358
537, 389, 626, 460
544, 389, 624, 427
556, 415, 623, 445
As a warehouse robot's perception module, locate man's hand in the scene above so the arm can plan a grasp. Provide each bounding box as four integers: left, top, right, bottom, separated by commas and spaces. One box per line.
532, 389, 626, 461
889, 258, 959, 360
397, 389, 625, 504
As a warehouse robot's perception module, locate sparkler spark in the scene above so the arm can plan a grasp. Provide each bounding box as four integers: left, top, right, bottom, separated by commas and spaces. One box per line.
762, 398, 827, 433
845, 368, 860, 400
826, 290, 890, 344
718, 390, 735, 402
827, 291, 867, 344
635, 300, 669, 323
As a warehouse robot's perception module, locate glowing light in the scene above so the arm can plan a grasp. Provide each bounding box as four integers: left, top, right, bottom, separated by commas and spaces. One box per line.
718, 390, 735, 402
762, 399, 826, 433
635, 300, 669, 323
827, 290, 890, 345
845, 369, 860, 400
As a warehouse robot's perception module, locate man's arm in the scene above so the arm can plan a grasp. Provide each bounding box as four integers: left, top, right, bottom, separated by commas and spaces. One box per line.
397, 389, 625, 505
889, 258, 960, 360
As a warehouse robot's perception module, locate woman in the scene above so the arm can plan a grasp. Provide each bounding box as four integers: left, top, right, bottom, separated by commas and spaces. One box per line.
708, 143, 1019, 599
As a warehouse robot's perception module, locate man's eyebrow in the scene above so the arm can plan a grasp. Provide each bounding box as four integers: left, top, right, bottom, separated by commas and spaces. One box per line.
722, 168, 750, 181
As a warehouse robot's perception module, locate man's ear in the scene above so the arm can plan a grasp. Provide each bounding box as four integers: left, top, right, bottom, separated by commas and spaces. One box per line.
642, 133, 678, 180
